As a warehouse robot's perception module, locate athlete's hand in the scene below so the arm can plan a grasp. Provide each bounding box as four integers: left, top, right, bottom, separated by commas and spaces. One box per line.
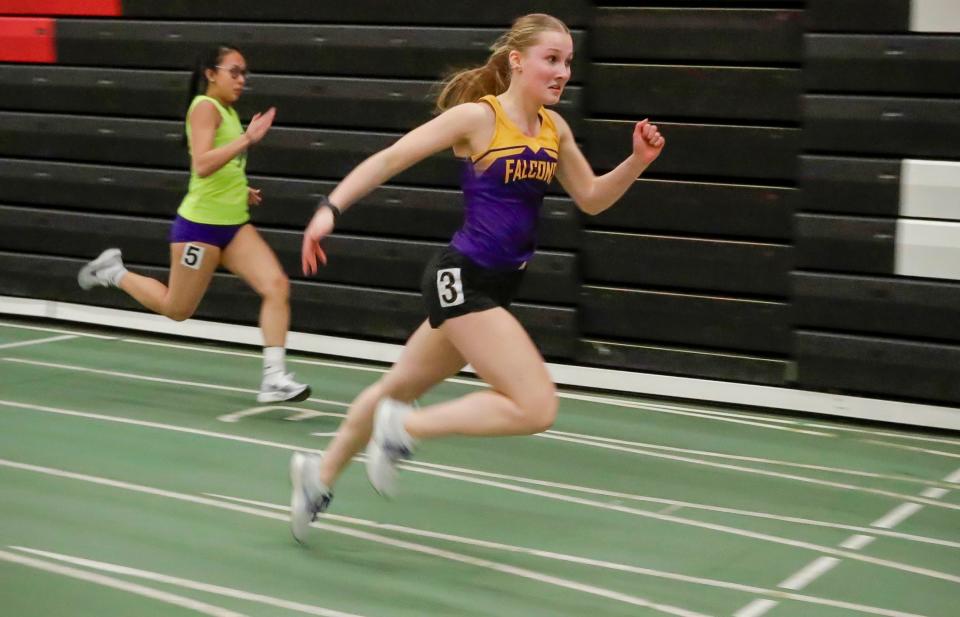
244, 107, 276, 145
301, 207, 334, 275
633, 119, 665, 165
248, 187, 262, 206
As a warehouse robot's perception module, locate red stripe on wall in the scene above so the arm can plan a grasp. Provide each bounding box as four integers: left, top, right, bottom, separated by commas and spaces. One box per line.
0, 0, 121, 16
0, 17, 56, 62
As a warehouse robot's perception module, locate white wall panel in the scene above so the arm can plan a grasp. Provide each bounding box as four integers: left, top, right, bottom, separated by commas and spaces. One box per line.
911, 0, 960, 32
901, 159, 960, 220
896, 219, 960, 279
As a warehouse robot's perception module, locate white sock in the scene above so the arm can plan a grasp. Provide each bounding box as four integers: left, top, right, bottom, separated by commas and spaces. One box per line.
105, 265, 127, 287
263, 346, 285, 377
386, 399, 417, 451
303, 457, 331, 500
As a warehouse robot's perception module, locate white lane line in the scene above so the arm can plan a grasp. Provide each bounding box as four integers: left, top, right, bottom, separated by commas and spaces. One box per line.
403, 465, 960, 585
733, 599, 779, 617
207, 493, 931, 617
5, 397, 960, 553
1, 358, 347, 408
551, 391, 833, 436
734, 556, 839, 617
778, 557, 840, 590
0, 548, 246, 617
0, 399, 320, 453
872, 503, 924, 530
5, 359, 925, 494
920, 468, 958, 501
3, 358, 258, 393
921, 487, 948, 499
840, 535, 876, 551
12, 321, 960, 444
128, 335, 792, 426
408, 459, 960, 549
0, 459, 711, 617
8, 357, 921, 503
538, 433, 960, 510
809, 424, 960, 447
560, 393, 803, 425
118, 337, 834, 436
217, 406, 345, 423
3, 356, 949, 502
122, 336, 391, 375
867, 468, 960, 532
11, 547, 366, 617
0, 334, 79, 350
7, 326, 838, 438
545, 430, 947, 488
5, 398, 960, 554
863, 440, 960, 459
732, 458, 959, 617
0, 321, 115, 339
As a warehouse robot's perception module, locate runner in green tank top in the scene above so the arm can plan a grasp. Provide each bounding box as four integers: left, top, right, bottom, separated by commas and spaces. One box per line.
178, 94, 250, 225
77, 44, 312, 403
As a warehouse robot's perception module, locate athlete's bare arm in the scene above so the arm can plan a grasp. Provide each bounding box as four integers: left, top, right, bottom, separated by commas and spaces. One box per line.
551, 110, 664, 215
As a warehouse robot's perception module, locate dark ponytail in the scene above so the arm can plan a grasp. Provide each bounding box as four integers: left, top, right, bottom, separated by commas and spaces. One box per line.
182, 43, 242, 147
183, 43, 241, 114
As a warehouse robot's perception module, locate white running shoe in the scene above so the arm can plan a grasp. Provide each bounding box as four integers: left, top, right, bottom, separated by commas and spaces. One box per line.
365, 398, 415, 498
258, 372, 311, 403
77, 248, 124, 290
289, 452, 332, 545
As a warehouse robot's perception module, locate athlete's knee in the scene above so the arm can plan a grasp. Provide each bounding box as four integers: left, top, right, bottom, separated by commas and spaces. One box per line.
518, 384, 558, 434
381, 382, 421, 404
165, 305, 195, 322
343, 381, 385, 428
379, 369, 428, 403
262, 272, 289, 301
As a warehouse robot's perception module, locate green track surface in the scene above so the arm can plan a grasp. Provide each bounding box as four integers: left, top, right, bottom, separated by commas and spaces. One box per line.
1, 320, 958, 617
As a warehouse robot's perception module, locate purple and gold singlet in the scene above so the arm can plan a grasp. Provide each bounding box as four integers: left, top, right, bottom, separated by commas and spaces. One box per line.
450, 94, 560, 270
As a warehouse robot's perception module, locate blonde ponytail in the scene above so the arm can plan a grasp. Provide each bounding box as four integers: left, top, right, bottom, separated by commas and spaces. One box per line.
435, 13, 570, 113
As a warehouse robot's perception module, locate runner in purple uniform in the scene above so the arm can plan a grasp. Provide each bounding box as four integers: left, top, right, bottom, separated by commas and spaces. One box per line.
288, 13, 665, 544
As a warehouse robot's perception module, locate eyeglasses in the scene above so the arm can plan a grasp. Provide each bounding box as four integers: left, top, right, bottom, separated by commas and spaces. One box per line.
216, 65, 249, 79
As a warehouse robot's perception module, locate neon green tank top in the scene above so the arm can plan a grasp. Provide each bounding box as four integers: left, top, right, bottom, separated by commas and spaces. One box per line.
177, 95, 249, 225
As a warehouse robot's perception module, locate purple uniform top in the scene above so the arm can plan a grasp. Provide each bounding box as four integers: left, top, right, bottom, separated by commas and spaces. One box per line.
450, 94, 561, 270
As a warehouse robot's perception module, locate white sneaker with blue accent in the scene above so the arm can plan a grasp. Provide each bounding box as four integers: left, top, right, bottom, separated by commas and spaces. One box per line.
365, 397, 416, 498
289, 452, 332, 545
258, 372, 311, 403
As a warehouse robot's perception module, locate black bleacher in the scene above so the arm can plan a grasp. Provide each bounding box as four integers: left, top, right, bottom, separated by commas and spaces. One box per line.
574, 2, 803, 386
797, 0, 960, 403
3, 1, 960, 406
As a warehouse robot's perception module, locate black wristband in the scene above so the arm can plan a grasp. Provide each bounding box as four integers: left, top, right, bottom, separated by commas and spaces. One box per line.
317, 196, 342, 222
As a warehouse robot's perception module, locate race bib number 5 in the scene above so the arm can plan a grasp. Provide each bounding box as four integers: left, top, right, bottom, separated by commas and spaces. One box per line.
181, 243, 205, 270
436, 267, 464, 308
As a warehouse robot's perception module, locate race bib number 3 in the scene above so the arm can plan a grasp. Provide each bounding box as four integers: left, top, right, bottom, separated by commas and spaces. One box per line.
436, 267, 465, 308
181, 243, 205, 270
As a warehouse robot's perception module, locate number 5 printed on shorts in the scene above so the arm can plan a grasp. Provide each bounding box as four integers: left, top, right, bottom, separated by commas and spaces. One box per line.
437, 267, 464, 307
181, 243, 205, 270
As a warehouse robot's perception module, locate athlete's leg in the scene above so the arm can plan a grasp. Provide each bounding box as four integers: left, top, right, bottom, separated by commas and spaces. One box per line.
290, 319, 465, 542
363, 306, 556, 496
118, 242, 220, 321
220, 224, 309, 402
405, 307, 557, 439
220, 224, 289, 347
317, 319, 466, 487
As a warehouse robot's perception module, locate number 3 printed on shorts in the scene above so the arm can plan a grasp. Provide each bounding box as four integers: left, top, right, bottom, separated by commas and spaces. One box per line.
436, 267, 464, 308
181, 243, 205, 270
